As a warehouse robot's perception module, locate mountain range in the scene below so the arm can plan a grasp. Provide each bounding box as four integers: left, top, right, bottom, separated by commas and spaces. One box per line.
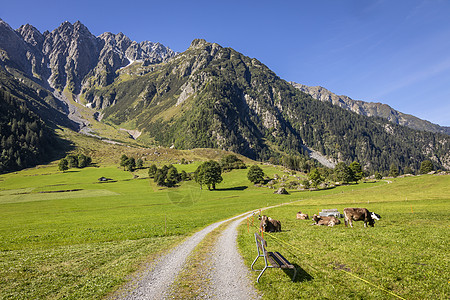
0, 19, 449, 173
291, 83, 450, 136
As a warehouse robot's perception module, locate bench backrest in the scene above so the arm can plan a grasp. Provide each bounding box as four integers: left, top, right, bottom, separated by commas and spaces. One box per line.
254, 233, 268, 256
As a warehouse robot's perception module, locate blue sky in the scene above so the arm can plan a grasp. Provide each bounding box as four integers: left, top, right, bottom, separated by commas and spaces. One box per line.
2, 0, 450, 126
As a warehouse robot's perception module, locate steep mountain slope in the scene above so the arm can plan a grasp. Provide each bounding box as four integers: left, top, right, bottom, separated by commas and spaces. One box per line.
85, 39, 450, 172
0, 18, 178, 136
291, 82, 450, 135
1, 19, 449, 173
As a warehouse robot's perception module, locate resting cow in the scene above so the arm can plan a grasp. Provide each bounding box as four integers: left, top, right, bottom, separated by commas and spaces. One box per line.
296, 211, 309, 220
343, 207, 381, 228
259, 215, 282, 232
311, 214, 340, 227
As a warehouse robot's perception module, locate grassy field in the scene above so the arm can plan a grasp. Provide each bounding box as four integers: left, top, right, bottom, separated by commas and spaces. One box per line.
0, 161, 298, 299
0, 157, 448, 299
238, 175, 450, 299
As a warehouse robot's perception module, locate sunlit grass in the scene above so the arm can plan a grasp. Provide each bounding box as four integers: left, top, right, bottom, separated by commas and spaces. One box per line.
0, 163, 292, 298
238, 175, 450, 299
1, 161, 448, 299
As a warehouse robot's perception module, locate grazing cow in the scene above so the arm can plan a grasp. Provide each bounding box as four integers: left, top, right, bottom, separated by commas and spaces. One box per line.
311, 214, 341, 227
343, 207, 381, 228
296, 211, 309, 220
259, 215, 282, 232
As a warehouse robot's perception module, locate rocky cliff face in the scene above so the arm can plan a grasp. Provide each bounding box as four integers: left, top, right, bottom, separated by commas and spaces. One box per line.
291, 82, 450, 135
0, 19, 177, 95
84, 39, 450, 171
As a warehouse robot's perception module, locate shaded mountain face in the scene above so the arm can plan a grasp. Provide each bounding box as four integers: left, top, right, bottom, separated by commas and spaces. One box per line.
291, 82, 450, 135
0, 19, 177, 94
0, 19, 449, 172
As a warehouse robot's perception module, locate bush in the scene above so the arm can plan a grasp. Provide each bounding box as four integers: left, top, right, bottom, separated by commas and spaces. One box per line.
220, 154, 246, 171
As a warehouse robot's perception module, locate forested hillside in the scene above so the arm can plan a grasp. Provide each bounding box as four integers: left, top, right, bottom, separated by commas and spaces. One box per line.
0, 89, 60, 173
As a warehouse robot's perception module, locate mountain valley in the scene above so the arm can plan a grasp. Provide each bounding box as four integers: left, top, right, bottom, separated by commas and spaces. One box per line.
1, 19, 449, 173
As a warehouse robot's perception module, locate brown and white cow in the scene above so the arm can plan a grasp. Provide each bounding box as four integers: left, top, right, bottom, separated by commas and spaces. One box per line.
296, 211, 309, 220
343, 207, 381, 228
311, 214, 341, 227
259, 215, 282, 232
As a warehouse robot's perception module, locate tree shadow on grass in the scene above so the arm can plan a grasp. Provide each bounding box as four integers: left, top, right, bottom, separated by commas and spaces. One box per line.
214, 186, 248, 191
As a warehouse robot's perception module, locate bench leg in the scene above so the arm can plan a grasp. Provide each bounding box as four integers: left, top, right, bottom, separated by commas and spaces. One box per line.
291, 267, 297, 282
251, 255, 263, 271
257, 266, 268, 283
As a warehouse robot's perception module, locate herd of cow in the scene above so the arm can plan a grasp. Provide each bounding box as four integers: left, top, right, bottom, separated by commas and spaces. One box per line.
259, 208, 381, 232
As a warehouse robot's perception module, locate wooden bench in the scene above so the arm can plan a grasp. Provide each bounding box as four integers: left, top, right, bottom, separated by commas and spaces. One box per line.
251, 233, 297, 283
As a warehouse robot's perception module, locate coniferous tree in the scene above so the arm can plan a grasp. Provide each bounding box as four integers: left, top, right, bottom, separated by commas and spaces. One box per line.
166, 166, 180, 187
180, 170, 189, 181
419, 160, 434, 174
389, 164, 399, 177
349, 161, 363, 182
334, 162, 353, 184
154, 168, 167, 186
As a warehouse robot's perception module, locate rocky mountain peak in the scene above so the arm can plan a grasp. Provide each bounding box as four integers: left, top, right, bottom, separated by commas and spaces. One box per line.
0, 18, 175, 96
0, 18, 13, 30
2, 19, 179, 93
16, 24, 44, 48
189, 39, 209, 49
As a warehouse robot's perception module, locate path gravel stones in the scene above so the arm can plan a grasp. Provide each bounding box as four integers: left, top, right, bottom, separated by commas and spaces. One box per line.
113, 212, 260, 300
206, 215, 261, 299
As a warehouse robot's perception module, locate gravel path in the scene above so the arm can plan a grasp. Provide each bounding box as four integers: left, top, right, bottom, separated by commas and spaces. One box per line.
113, 212, 257, 300
206, 215, 261, 299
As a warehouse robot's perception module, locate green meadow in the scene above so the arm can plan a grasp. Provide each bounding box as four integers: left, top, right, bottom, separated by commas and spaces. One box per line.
0, 161, 449, 299
0, 162, 292, 299
238, 175, 450, 299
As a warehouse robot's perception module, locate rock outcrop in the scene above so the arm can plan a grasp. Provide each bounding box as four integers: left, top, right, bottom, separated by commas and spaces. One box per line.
0, 19, 177, 95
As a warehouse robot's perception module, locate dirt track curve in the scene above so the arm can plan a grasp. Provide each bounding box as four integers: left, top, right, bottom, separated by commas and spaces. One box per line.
111, 212, 261, 300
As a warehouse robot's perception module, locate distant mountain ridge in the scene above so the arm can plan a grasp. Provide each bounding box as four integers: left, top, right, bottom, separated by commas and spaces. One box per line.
291, 82, 450, 135
0, 19, 177, 95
